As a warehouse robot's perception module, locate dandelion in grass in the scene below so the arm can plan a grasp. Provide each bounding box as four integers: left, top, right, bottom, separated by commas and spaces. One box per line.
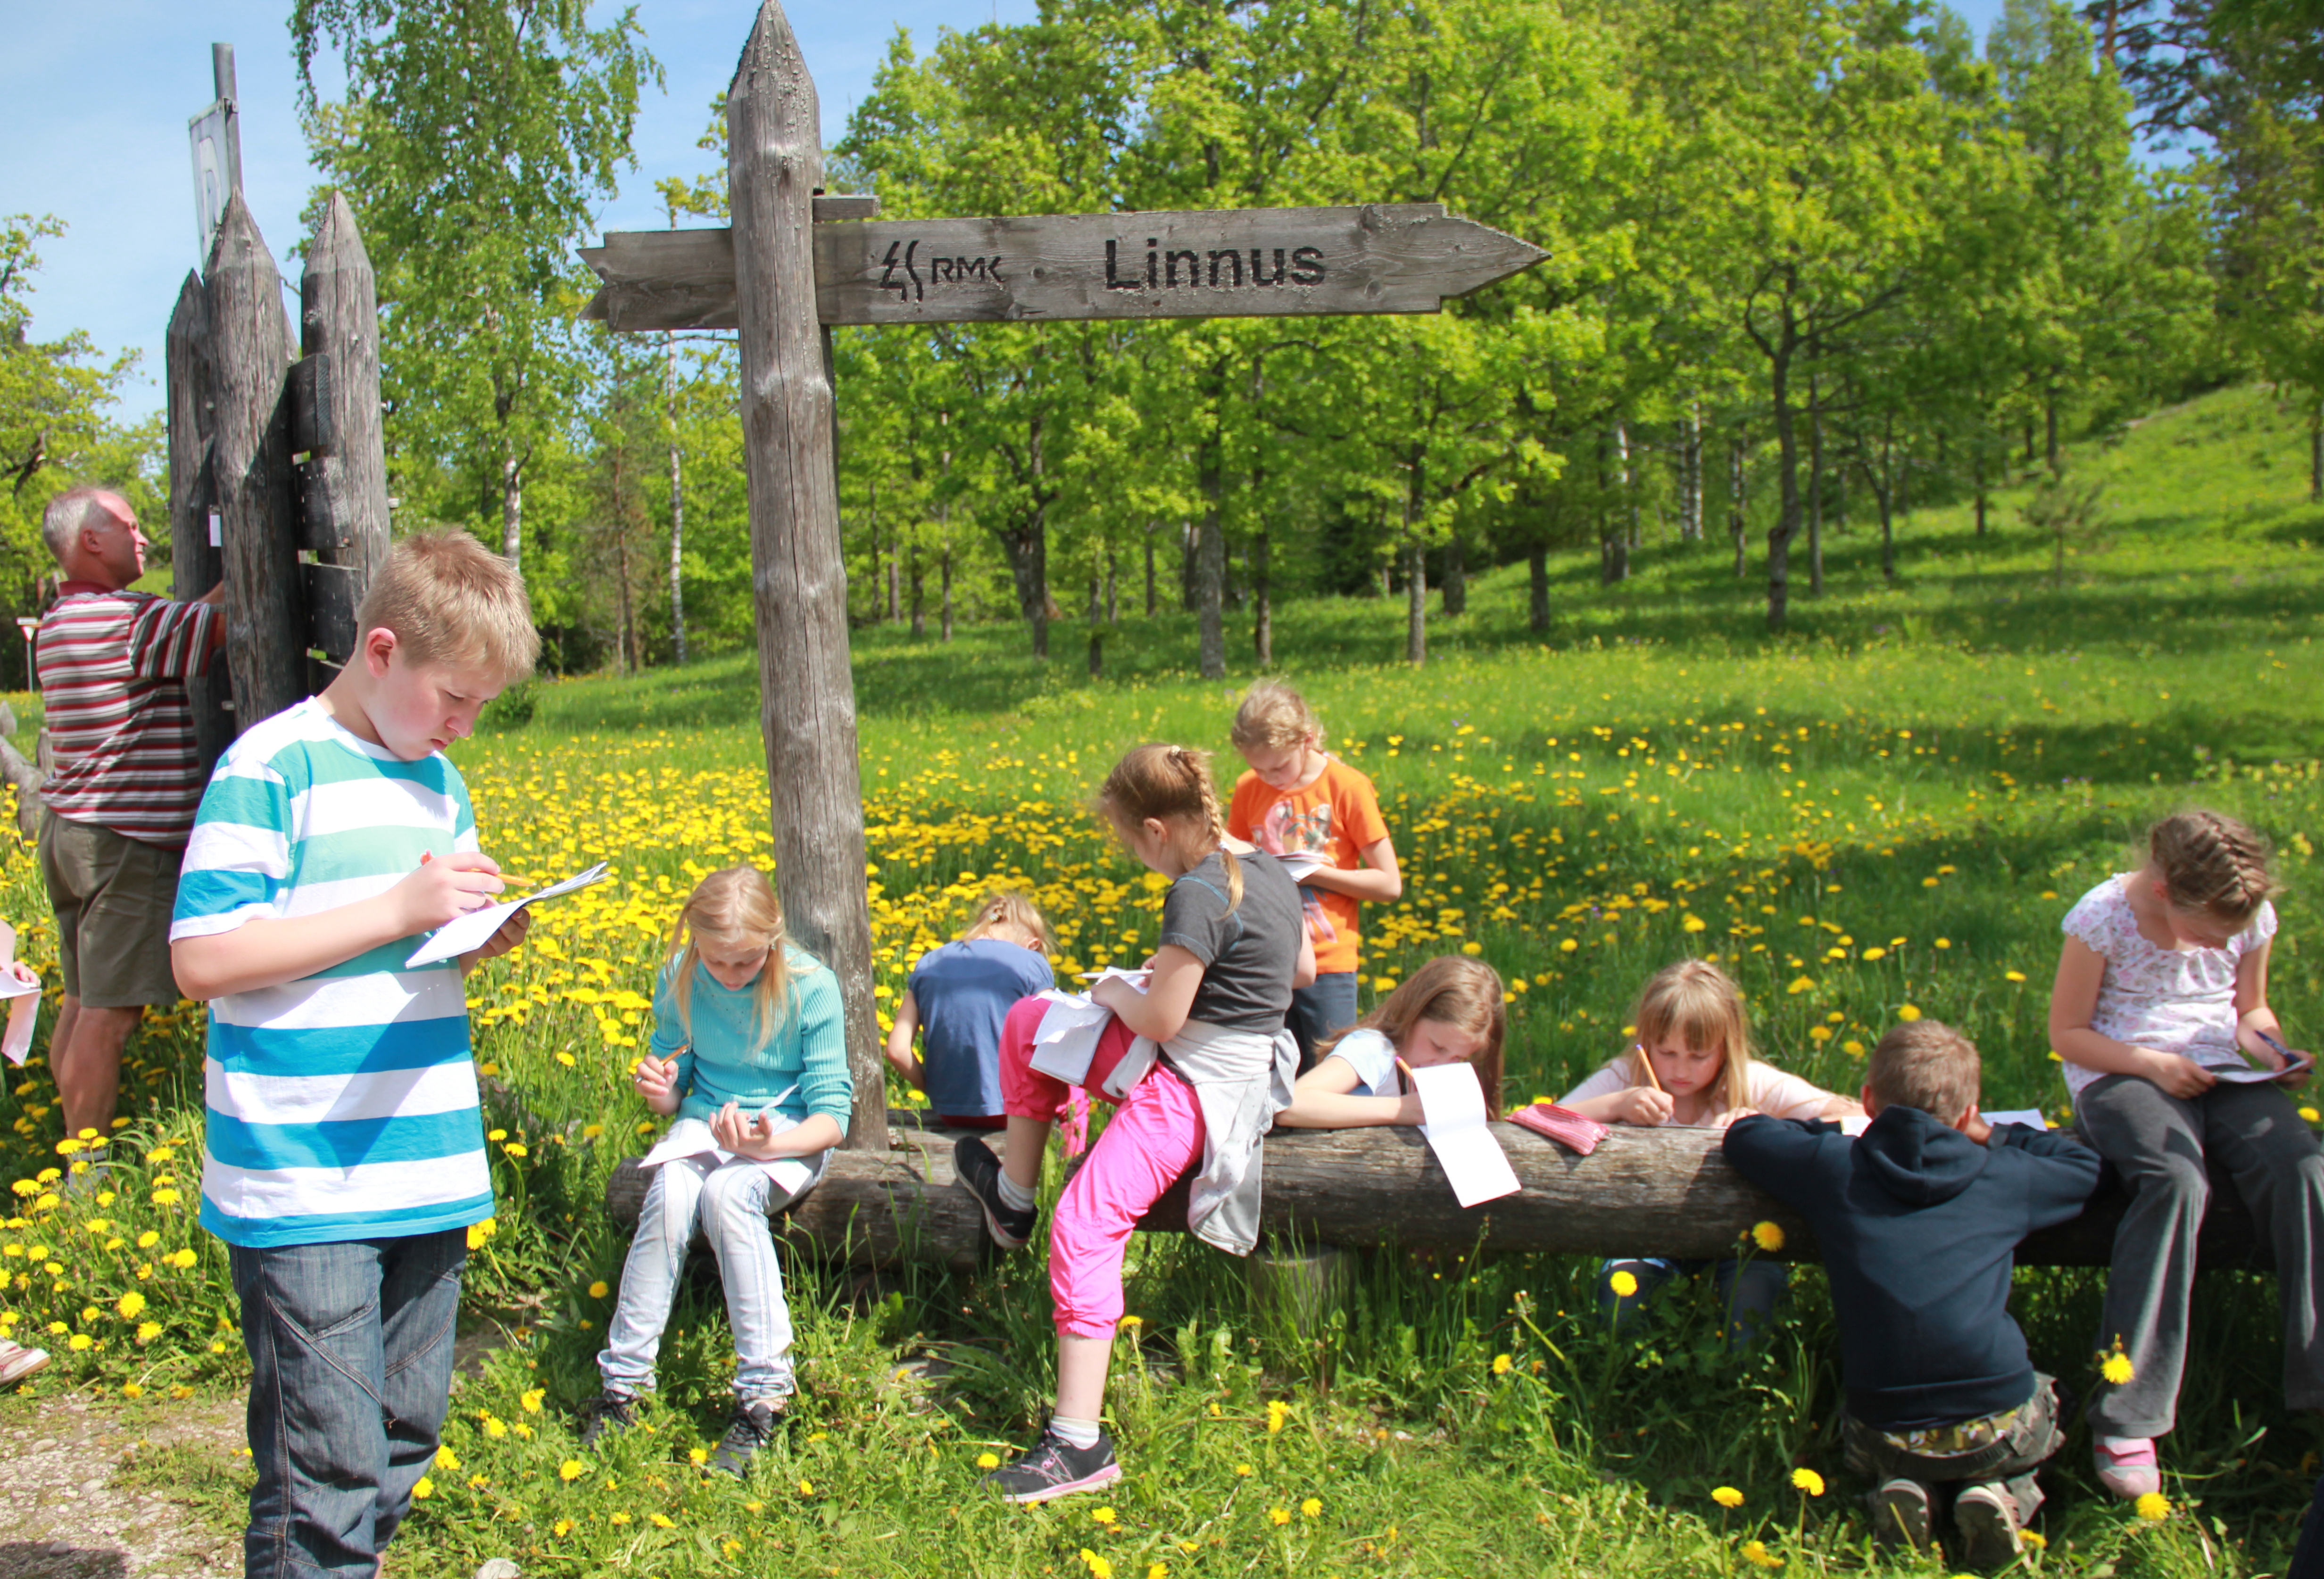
116, 1290, 145, 1320
1079, 1550, 1114, 1579
1791, 1468, 1824, 1496
1301, 1497, 1321, 1518
745, 1500, 765, 1515
588, 1281, 609, 1298
2303, 1107, 2321, 1124
521, 1389, 544, 1414
1235, 1463, 1255, 1477
1897, 1005, 1922, 1022
1092, 1506, 1118, 1526
1750, 1222, 1785, 1253
688, 1447, 707, 1466
1739, 1538, 1782, 1568
122, 1382, 143, 1398
411, 1477, 434, 1500
2102, 1352, 2135, 1385
798, 1478, 813, 1495
2019, 1529, 2048, 1550
1266, 1399, 1289, 1434
558, 1460, 585, 1482
1268, 1507, 1291, 1527
1146, 1565, 1168, 1579
2136, 1492, 2171, 1521
484, 1417, 507, 1439
609, 1512, 631, 1526
650, 1513, 674, 1529
552, 1520, 571, 1538
976, 1452, 1000, 1470
1492, 1354, 1512, 1375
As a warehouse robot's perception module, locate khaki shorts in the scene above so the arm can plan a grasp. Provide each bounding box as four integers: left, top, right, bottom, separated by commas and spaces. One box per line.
39, 810, 185, 1009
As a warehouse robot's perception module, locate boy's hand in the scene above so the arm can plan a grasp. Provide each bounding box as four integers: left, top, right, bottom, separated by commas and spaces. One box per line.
2143, 1050, 2217, 1099
394, 852, 507, 935
460, 909, 530, 974
1615, 1087, 1674, 1126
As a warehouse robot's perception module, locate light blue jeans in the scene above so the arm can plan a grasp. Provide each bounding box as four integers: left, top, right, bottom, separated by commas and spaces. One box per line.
598, 1150, 828, 1402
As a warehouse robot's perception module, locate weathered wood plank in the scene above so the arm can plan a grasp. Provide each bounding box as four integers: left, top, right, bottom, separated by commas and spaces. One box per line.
204, 196, 306, 731
581, 206, 1548, 332
811, 194, 880, 222
728, 0, 886, 1151
165, 271, 232, 775
603, 1116, 2265, 1273
302, 561, 359, 662
298, 193, 390, 591
287, 353, 334, 456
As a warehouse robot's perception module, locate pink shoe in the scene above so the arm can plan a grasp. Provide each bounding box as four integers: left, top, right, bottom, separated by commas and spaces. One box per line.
2095, 1438, 2159, 1499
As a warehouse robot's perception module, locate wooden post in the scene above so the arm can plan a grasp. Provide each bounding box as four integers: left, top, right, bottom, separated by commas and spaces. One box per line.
727, 0, 885, 1151
298, 191, 391, 663
204, 194, 305, 730
166, 271, 233, 772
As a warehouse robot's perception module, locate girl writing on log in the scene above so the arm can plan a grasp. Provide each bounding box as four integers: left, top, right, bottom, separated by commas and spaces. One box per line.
2049, 810, 2317, 1500
963, 744, 1312, 1503
884, 891, 1054, 1130
581, 866, 853, 1477
1560, 959, 1862, 1339
1273, 955, 1507, 1127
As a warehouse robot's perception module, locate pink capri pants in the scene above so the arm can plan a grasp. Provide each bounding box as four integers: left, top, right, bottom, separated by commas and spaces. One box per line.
996, 996, 1208, 1340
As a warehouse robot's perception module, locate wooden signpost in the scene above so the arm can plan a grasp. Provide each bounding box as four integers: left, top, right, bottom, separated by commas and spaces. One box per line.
586, 0, 1547, 1154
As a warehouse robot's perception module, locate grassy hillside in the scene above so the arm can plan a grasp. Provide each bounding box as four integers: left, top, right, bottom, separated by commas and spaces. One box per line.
1, 382, 2319, 1577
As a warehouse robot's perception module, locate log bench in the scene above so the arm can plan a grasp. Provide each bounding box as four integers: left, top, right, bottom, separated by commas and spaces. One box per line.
602, 1111, 2267, 1274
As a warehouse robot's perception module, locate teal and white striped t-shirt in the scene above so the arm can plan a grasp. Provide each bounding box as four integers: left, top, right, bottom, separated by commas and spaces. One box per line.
171, 697, 493, 1248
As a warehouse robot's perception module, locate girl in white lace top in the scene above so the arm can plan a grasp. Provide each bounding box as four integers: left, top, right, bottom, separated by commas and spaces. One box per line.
2048, 810, 2313, 1501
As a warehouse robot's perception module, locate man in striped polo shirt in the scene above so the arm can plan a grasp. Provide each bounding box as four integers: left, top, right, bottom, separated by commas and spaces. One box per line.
171, 530, 538, 1579
35, 486, 224, 1142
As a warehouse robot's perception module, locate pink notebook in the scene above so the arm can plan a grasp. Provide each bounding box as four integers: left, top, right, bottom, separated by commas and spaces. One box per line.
1507, 1101, 1608, 1156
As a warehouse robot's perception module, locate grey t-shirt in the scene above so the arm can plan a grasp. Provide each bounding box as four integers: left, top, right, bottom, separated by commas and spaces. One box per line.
1158, 849, 1303, 1034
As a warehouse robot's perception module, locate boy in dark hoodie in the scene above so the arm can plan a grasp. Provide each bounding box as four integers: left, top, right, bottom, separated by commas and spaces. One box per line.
1724, 1020, 2100, 1568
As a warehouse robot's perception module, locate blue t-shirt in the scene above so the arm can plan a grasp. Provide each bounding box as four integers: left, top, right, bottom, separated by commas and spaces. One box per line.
1324, 1027, 1403, 1097
906, 939, 1054, 1116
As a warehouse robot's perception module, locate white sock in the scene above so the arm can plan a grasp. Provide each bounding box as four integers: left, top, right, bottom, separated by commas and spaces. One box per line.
997, 1171, 1037, 1212
2101, 1435, 2150, 1452
1050, 1414, 1102, 1450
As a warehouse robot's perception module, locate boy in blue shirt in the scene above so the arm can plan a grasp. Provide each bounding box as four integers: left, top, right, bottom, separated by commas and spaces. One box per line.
170, 530, 538, 1579
1724, 1020, 2100, 1569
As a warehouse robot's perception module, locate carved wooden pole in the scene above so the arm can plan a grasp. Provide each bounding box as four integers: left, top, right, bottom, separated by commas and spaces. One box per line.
298, 192, 391, 667
166, 272, 233, 773
728, 1, 885, 1150
204, 194, 305, 729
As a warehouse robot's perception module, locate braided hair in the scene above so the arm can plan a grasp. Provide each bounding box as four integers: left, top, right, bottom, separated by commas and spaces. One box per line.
2149, 810, 2279, 930
1097, 743, 1243, 909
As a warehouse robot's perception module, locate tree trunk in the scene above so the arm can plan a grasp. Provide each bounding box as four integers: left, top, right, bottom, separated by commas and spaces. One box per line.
1441, 533, 1466, 616
1105, 548, 1118, 625
908, 544, 924, 638
2045, 390, 2060, 476
1144, 523, 1158, 617
2310, 408, 2321, 503
1680, 401, 1704, 541
1975, 449, 1988, 537
1253, 525, 1272, 665
500, 448, 523, 565
1616, 419, 1639, 548
1403, 466, 1427, 666
1180, 522, 1199, 613
1197, 426, 1226, 679
1600, 539, 1628, 585
940, 546, 954, 643
1806, 372, 1824, 596
1729, 433, 1748, 578
1528, 546, 1549, 632
1876, 419, 1896, 582
1765, 310, 1802, 632
1087, 572, 1100, 624
664, 331, 687, 665
728, 2, 884, 1151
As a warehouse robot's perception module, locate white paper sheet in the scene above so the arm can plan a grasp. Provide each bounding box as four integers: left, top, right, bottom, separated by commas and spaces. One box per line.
1983, 1108, 2050, 1131
405, 861, 613, 968
2209, 1050, 2314, 1085
1274, 850, 1330, 884
637, 1113, 813, 1196
1029, 992, 1114, 1086
1075, 967, 1151, 993
0, 972, 38, 1067
1410, 1062, 1521, 1207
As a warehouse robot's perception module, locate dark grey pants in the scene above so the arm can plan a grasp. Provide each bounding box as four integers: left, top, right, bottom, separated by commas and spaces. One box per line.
2077, 1074, 2324, 1437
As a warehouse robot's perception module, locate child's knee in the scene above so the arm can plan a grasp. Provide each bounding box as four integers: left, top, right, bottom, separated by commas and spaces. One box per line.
700, 1168, 774, 1237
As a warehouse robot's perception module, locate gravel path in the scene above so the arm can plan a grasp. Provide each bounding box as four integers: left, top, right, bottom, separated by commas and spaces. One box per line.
0, 1390, 245, 1579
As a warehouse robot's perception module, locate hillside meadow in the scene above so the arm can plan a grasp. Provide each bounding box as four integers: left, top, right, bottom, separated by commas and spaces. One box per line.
0, 382, 2319, 1576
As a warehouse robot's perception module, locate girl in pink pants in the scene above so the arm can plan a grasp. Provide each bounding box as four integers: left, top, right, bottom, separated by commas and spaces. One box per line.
967, 744, 1311, 1505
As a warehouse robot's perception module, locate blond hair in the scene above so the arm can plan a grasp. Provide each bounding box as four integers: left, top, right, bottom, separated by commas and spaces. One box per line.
1868, 1019, 1980, 1122
1320, 956, 1507, 1113
1097, 744, 1241, 908
1610, 959, 1754, 1115
357, 529, 540, 683
666, 866, 797, 1050
1230, 680, 1324, 753
2148, 810, 2278, 931
958, 890, 1051, 952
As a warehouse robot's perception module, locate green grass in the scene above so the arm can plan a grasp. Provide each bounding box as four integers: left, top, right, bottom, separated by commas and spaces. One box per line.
2, 382, 2321, 1576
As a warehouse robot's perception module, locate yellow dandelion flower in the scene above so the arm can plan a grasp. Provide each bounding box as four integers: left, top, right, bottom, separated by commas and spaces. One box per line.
2135, 1491, 2170, 1521
798, 1478, 813, 1495
589, 1281, 609, 1298
553, 1520, 572, 1538
1093, 1506, 1118, 1526
688, 1447, 707, 1466
1791, 1467, 1824, 1496
2102, 1353, 2134, 1385
520, 1389, 544, 1413
1146, 1566, 1168, 1579
558, 1460, 584, 1482
116, 1291, 145, 1319
136, 1231, 158, 1249
1266, 1399, 1289, 1434
136, 1321, 161, 1343
2303, 1108, 2321, 1124
1301, 1496, 1322, 1518
609, 1512, 631, 1526
2019, 1529, 2047, 1550
1740, 1538, 1783, 1569
1712, 1487, 1744, 1508
1235, 1463, 1255, 1477
484, 1417, 507, 1439
434, 1445, 460, 1472
411, 1477, 434, 1500
1897, 1005, 1922, 1022
1751, 1222, 1785, 1253
1079, 1551, 1114, 1579
122, 1382, 143, 1398
1609, 1270, 1639, 1298
1268, 1506, 1291, 1526
67, 1333, 91, 1351
649, 1513, 674, 1529
976, 1452, 1000, 1470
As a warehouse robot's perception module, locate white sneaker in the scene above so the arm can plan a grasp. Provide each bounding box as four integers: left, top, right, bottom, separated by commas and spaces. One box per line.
0, 1339, 51, 1385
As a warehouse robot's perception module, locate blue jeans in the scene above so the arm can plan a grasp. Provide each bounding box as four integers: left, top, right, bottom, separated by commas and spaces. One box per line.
1599, 1255, 1788, 1346
1287, 972, 1360, 1075
231, 1229, 466, 1579
599, 1151, 828, 1402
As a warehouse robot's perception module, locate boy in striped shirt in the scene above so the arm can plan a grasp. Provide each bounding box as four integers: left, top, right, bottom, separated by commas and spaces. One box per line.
170, 531, 538, 1579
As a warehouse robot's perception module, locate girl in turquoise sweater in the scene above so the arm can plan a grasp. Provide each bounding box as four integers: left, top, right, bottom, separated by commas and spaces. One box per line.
584, 867, 853, 1475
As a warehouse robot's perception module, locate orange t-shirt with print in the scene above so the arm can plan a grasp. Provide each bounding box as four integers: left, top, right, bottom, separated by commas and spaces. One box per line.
1227, 757, 1390, 976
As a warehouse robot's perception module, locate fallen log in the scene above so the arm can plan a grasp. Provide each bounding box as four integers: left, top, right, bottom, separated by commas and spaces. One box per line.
603, 1113, 2265, 1272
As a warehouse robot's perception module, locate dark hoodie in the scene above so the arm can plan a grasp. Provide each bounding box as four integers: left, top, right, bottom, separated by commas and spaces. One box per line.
1724, 1107, 2100, 1430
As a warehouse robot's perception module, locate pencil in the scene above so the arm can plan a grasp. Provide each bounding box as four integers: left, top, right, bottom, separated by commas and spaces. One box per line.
1634, 1043, 1664, 1093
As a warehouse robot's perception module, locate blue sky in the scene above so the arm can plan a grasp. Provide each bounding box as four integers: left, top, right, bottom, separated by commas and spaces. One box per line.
8, 0, 2017, 426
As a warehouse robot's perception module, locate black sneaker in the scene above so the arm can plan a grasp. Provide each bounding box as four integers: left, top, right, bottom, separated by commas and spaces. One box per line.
1870, 1477, 1934, 1551
1952, 1481, 2022, 1570
577, 1391, 639, 1450
954, 1136, 1036, 1251
981, 1429, 1121, 1504
707, 1397, 784, 1477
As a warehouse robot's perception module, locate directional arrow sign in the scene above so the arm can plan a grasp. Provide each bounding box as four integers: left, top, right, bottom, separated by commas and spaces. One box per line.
581, 203, 1546, 333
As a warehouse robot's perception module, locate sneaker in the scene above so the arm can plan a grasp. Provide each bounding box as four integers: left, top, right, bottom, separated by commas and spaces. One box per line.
1953, 1481, 2022, 1570
981, 1429, 1122, 1504
2094, 1437, 2160, 1499
954, 1136, 1036, 1251
707, 1397, 784, 1477
577, 1391, 639, 1450
0, 1339, 50, 1386
1869, 1477, 1934, 1552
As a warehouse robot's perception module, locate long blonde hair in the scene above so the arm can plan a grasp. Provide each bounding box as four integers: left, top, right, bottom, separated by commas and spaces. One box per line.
1611, 959, 1754, 1115
667, 866, 794, 1050
1320, 956, 1508, 1114
2148, 810, 2278, 930
1096, 744, 1241, 909
958, 890, 1051, 952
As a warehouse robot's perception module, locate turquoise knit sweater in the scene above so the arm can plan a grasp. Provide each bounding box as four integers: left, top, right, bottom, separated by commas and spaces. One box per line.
647, 946, 853, 1137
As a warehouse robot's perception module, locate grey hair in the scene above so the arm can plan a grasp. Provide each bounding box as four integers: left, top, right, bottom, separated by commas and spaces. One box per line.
41, 488, 126, 564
